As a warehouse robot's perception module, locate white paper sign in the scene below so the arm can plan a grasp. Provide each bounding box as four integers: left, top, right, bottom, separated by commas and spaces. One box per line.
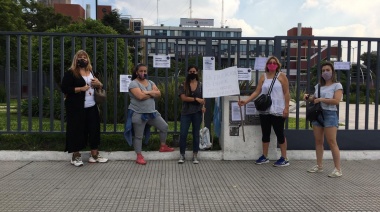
153, 55, 171, 68
237, 68, 252, 81
245, 102, 257, 115
202, 66, 240, 98
203, 57, 215, 70
120, 74, 132, 92
334, 62, 351, 70
231, 102, 245, 121
253, 57, 268, 70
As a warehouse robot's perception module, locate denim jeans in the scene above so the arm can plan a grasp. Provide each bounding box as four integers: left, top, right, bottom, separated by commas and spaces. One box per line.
179, 111, 202, 155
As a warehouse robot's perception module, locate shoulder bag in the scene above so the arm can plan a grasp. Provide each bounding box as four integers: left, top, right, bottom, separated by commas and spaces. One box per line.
91, 71, 107, 104
306, 84, 324, 126
254, 71, 278, 111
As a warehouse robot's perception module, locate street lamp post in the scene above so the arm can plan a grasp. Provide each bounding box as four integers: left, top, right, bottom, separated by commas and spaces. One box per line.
95, 0, 98, 20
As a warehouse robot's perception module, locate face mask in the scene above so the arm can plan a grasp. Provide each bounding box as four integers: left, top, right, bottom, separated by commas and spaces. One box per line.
137, 73, 148, 80
187, 73, 197, 80
267, 64, 278, 72
77, 59, 88, 68
322, 71, 332, 81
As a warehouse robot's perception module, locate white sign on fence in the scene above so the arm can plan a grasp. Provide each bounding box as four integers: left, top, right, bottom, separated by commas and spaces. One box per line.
253, 57, 268, 70
120, 75, 132, 92
237, 68, 252, 81
202, 66, 240, 98
203, 56, 215, 71
153, 55, 171, 68
334, 62, 351, 70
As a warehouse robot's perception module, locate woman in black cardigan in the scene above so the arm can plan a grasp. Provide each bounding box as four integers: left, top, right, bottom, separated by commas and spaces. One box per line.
61, 50, 108, 167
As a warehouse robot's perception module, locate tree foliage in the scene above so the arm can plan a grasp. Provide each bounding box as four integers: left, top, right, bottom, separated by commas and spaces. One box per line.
360, 52, 377, 77
35, 19, 133, 123
18, 0, 72, 32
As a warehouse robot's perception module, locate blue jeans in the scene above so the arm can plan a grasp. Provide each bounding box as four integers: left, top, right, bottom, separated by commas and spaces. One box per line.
179, 111, 202, 155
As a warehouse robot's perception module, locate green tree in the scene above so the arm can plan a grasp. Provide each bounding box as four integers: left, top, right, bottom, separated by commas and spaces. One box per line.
101, 9, 131, 35
35, 19, 133, 123
360, 52, 377, 77
0, 0, 29, 68
19, 0, 72, 32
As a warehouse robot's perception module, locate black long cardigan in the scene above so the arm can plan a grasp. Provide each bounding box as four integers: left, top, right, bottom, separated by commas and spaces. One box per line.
61, 70, 93, 152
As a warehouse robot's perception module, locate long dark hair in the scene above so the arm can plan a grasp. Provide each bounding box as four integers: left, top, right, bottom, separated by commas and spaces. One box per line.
184, 65, 199, 96
131, 64, 147, 80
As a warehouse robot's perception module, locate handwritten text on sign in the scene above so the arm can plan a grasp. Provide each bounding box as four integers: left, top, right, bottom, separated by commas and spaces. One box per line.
202, 66, 240, 98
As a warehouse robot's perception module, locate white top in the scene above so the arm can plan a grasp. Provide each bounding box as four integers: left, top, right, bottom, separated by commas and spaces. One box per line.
258, 72, 285, 116
314, 83, 343, 111
82, 75, 96, 108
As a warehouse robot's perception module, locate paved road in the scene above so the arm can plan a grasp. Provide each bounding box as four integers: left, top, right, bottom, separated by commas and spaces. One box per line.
1, 159, 379, 212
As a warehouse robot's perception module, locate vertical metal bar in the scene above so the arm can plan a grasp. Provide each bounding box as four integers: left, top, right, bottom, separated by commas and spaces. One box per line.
28, 35, 33, 132
195, 39, 199, 67
124, 38, 129, 121
113, 39, 118, 132
17, 36, 21, 131
38, 36, 43, 132
60, 36, 65, 132
305, 39, 312, 129
236, 39, 240, 67
103, 38, 108, 132
164, 38, 169, 121
265, 40, 269, 57
345, 41, 351, 129
217, 40, 222, 70
355, 42, 361, 129
50, 36, 54, 131
82, 37, 86, 51
5, 35, 11, 132
365, 41, 371, 129
273, 36, 282, 59
93, 37, 97, 73
185, 39, 189, 70
204, 37, 213, 130
296, 38, 302, 129
174, 39, 179, 133
326, 40, 331, 61
227, 40, 231, 66
374, 41, 380, 130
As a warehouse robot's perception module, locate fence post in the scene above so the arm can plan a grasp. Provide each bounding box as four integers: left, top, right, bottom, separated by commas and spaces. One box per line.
204, 37, 213, 130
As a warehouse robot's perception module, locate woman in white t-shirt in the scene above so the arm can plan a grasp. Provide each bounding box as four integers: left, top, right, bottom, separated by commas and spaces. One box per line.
304, 61, 343, 178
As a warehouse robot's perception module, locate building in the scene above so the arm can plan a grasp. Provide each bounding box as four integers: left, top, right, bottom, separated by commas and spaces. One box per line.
37, 0, 71, 7
54, 4, 85, 22
96, 5, 112, 20
142, 18, 274, 68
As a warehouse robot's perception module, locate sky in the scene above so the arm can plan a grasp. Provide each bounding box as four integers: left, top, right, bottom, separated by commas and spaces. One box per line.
72, 0, 380, 37
72, 0, 380, 60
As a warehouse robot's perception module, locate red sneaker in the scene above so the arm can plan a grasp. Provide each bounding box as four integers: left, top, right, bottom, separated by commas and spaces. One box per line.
136, 153, 147, 165
159, 144, 174, 152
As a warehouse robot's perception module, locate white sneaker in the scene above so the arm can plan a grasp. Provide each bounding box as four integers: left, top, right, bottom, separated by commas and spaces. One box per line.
89, 154, 108, 163
328, 168, 342, 178
307, 165, 323, 173
71, 156, 83, 167
192, 156, 199, 164
178, 155, 185, 164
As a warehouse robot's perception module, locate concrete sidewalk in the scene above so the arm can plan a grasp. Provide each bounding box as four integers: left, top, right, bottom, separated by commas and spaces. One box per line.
1, 159, 379, 211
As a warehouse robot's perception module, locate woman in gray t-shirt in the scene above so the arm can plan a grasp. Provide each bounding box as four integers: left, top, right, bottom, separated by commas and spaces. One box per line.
178, 65, 205, 164
304, 61, 343, 178
128, 64, 174, 165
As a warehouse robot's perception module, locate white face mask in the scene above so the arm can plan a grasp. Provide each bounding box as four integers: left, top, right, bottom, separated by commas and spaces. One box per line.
322, 71, 332, 81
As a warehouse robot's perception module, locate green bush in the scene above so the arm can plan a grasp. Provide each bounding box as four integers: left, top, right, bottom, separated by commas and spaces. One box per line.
0, 85, 5, 103
157, 78, 183, 121
20, 87, 64, 120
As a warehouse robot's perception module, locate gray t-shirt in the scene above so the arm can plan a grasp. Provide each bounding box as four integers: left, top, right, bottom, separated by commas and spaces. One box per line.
179, 82, 203, 115
314, 82, 343, 111
128, 80, 157, 113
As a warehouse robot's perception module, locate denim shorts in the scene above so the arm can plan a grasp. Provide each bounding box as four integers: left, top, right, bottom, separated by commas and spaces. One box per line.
312, 110, 339, 128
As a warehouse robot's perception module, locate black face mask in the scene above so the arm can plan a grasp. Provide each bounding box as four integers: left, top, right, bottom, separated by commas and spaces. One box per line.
77, 59, 88, 68
187, 73, 197, 80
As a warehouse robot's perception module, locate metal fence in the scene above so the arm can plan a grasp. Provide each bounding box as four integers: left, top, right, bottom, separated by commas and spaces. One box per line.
1, 32, 379, 149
